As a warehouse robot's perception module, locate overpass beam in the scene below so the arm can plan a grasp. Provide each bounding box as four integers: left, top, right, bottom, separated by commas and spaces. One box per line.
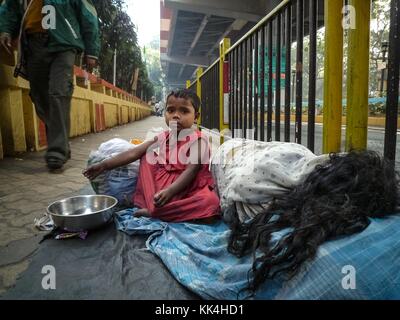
164, 0, 264, 22
161, 55, 210, 67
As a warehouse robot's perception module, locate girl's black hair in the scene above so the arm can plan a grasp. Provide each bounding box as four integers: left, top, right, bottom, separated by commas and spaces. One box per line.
228, 150, 399, 294
166, 89, 201, 113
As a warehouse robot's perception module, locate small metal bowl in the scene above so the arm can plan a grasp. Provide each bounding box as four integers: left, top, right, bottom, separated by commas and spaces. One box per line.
47, 195, 118, 232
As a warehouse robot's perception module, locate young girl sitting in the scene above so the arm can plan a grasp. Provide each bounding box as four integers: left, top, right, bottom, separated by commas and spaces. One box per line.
83, 89, 220, 223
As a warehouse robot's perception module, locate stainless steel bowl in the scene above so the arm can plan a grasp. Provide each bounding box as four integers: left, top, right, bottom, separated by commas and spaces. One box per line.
47, 195, 118, 232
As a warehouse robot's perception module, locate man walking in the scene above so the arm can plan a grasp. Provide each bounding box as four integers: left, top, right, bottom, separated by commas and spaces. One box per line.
0, 0, 100, 170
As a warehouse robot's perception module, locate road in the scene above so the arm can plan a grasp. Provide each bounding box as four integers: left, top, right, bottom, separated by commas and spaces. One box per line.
258, 122, 400, 168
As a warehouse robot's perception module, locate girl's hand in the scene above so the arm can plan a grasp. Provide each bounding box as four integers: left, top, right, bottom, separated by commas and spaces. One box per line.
83, 162, 106, 180
154, 189, 174, 207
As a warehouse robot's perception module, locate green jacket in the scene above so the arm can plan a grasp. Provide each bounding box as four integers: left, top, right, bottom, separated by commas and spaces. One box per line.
0, 0, 100, 58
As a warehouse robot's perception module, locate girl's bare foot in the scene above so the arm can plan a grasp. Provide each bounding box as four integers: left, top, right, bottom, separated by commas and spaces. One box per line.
135, 208, 151, 218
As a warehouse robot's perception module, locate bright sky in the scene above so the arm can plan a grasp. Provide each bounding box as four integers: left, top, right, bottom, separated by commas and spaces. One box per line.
125, 0, 160, 48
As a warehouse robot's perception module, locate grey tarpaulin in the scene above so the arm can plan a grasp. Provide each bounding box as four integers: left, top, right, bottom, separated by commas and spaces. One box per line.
1, 222, 199, 300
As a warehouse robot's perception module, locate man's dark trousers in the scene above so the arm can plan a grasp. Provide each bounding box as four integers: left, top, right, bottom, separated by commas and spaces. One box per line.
26, 34, 75, 164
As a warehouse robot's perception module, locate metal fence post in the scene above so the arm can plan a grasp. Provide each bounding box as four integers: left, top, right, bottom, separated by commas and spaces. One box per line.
345, 0, 371, 151
219, 38, 231, 139
384, 0, 400, 161
196, 67, 203, 127
322, 0, 344, 153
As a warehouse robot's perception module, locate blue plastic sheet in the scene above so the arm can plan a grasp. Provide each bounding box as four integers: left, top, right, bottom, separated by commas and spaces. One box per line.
115, 209, 400, 300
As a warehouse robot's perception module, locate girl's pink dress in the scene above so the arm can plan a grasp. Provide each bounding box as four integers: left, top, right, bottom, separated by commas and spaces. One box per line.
133, 129, 220, 222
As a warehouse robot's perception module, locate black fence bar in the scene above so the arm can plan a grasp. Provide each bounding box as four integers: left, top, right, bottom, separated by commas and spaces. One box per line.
284, 4, 291, 142
260, 24, 266, 141
244, 39, 248, 138
230, 51, 234, 135
202, 75, 206, 127
215, 63, 221, 129
212, 65, 216, 129
210, 70, 213, 128
308, 0, 317, 152
249, 35, 254, 136
254, 31, 259, 140
228, 52, 233, 132
267, 21, 273, 142
227, 54, 230, 131
207, 71, 214, 129
295, 0, 304, 144
384, 0, 400, 161
213, 66, 216, 129
235, 48, 239, 134
215, 64, 218, 129
209, 69, 213, 129
239, 43, 244, 133
233, 51, 236, 133
207, 69, 214, 129
200, 76, 206, 128
208, 70, 213, 129
275, 14, 282, 141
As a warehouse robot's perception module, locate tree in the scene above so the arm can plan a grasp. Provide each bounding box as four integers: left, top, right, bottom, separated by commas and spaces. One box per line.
143, 36, 166, 101
93, 0, 154, 100
369, 0, 391, 97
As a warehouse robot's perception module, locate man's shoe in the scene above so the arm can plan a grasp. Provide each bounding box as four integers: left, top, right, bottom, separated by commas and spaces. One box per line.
46, 157, 64, 170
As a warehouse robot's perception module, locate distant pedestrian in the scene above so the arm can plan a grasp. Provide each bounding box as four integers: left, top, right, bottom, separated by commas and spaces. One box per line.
0, 0, 100, 170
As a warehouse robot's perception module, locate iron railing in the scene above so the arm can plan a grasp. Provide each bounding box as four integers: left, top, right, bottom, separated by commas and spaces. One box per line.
188, 0, 400, 162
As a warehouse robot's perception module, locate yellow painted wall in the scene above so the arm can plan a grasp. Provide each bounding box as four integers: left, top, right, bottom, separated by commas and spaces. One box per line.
70, 98, 92, 137
0, 88, 27, 155
129, 108, 136, 122
104, 103, 119, 128
120, 106, 129, 124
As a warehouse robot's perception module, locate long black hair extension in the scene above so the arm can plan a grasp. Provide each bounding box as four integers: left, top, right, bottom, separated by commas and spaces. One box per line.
228, 150, 399, 293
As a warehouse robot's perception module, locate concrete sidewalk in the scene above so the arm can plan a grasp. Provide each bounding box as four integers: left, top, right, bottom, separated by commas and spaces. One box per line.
0, 116, 167, 295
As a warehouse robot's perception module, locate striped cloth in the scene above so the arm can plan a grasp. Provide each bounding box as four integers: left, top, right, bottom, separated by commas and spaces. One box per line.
115, 209, 400, 300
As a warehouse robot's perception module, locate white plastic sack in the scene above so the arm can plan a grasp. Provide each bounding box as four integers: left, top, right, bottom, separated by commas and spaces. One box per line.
144, 127, 165, 141
88, 138, 140, 207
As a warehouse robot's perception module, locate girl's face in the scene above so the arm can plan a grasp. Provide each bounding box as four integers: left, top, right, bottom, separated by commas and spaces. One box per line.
165, 96, 198, 131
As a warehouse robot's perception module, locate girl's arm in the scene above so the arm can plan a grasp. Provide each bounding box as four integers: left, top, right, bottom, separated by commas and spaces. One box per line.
83, 136, 157, 180
154, 164, 201, 207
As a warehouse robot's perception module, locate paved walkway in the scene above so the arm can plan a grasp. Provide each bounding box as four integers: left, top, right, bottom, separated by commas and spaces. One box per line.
0, 116, 167, 295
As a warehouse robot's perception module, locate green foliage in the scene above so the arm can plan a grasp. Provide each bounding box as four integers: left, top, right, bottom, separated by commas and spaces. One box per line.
143, 36, 165, 101
368, 102, 386, 115
93, 0, 154, 100
369, 0, 391, 97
